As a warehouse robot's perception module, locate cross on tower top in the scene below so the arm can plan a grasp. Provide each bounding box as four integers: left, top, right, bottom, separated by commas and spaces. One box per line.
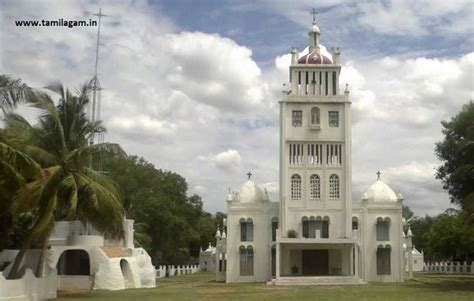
376, 171, 381, 180
93, 8, 107, 19
310, 8, 318, 22
247, 172, 253, 180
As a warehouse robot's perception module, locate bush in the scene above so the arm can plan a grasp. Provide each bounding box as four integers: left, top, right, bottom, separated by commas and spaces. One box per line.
287, 229, 298, 238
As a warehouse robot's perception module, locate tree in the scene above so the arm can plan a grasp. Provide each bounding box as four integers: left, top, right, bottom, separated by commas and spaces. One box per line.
423, 209, 474, 262
0, 75, 31, 113
435, 101, 474, 214
2, 82, 125, 279
402, 205, 414, 221
101, 155, 218, 265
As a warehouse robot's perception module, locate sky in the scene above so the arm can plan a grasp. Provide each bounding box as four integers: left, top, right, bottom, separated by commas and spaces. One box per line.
1, 0, 473, 217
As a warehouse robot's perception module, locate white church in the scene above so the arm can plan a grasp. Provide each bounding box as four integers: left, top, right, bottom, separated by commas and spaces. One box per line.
214, 19, 414, 285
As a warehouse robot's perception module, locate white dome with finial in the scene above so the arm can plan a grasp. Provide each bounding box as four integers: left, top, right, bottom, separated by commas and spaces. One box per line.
308, 22, 320, 34
237, 180, 265, 203
364, 172, 399, 203
233, 172, 266, 203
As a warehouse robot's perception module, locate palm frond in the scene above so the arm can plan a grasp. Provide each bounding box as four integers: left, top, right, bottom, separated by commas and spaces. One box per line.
67, 143, 126, 168
0, 141, 41, 179
0, 75, 31, 112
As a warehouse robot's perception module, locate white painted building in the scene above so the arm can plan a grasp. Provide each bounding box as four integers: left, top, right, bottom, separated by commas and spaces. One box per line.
199, 243, 216, 272
215, 20, 411, 285
405, 246, 424, 272
1, 219, 156, 291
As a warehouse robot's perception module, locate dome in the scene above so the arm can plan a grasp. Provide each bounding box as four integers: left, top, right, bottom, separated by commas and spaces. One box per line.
298, 51, 332, 64
308, 23, 320, 34
237, 180, 265, 203
364, 177, 399, 203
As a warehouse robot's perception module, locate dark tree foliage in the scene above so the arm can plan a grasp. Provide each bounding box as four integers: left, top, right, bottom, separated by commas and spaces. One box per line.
422, 210, 474, 262
435, 101, 474, 213
402, 205, 414, 221
102, 155, 219, 265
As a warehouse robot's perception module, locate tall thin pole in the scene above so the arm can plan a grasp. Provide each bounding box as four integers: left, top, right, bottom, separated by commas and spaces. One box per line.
90, 8, 106, 145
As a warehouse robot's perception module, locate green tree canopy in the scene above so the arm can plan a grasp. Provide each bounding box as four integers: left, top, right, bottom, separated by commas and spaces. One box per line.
102, 155, 219, 265
435, 101, 474, 214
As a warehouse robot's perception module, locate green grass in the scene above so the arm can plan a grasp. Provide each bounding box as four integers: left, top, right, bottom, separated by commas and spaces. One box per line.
57, 272, 474, 301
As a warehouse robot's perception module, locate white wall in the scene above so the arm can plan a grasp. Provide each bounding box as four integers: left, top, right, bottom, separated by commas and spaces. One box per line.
0, 269, 57, 301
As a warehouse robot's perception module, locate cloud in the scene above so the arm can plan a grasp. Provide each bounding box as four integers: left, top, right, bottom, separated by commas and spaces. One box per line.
2, 0, 471, 218
211, 149, 242, 171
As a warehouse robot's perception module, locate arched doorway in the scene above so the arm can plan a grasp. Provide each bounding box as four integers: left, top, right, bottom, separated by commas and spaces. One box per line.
120, 259, 134, 289
56, 249, 90, 275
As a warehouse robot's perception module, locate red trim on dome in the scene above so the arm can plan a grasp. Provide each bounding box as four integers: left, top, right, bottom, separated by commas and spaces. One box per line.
298, 52, 332, 64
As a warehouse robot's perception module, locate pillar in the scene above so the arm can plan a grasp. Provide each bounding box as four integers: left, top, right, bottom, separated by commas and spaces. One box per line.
276, 243, 280, 280
354, 244, 359, 278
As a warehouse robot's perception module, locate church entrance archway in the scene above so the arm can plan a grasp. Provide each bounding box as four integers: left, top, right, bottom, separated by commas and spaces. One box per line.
56, 249, 90, 275
120, 259, 134, 288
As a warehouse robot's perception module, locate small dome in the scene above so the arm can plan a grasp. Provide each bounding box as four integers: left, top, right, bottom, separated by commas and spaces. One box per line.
308, 23, 320, 34
365, 177, 399, 203
236, 180, 265, 203
298, 51, 332, 64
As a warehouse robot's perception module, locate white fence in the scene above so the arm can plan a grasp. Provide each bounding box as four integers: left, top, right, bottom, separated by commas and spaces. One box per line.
424, 262, 473, 273
155, 265, 200, 278
0, 268, 57, 300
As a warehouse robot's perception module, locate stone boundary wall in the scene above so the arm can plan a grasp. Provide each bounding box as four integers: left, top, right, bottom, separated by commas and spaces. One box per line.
155, 265, 200, 278
424, 262, 473, 273
0, 268, 57, 300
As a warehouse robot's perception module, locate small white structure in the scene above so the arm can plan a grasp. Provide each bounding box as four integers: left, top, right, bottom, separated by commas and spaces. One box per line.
1, 219, 156, 294
405, 246, 424, 272
199, 243, 216, 272
215, 19, 410, 285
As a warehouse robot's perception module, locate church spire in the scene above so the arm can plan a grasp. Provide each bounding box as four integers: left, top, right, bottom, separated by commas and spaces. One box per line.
308, 8, 321, 54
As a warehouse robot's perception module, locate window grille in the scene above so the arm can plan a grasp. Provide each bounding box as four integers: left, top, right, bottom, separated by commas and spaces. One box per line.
328, 111, 339, 127
329, 174, 340, 199
292, 110, 302, 126
291, 174, 302, 199
309, 174, 321, 199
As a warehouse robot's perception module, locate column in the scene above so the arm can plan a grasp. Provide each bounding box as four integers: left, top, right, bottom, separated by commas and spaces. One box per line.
276, 243, 281, 280
408, 249, 413, 279
354, 244, 359, 278
350, 244, 354, 275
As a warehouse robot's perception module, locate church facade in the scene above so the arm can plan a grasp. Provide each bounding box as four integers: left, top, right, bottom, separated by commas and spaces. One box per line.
214, 20, 411, 285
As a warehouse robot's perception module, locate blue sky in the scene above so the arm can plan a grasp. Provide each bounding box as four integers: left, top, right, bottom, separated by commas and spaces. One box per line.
1, 0, 473, 216
157, 0, 472, 66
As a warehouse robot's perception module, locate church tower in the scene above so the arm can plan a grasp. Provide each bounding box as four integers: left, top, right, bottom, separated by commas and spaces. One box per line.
279, 18, 352, 239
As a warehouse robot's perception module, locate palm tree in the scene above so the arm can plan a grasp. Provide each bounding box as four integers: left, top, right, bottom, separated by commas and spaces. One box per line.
0, 75, 31, 113
3, 82, 126, 279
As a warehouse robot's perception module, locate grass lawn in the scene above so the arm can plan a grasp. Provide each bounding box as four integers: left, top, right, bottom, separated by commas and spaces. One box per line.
56, 272, 474, 301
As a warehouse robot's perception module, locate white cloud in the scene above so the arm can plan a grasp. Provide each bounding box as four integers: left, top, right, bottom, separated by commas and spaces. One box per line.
2, 0, 471, 217
211, 149, 242, 170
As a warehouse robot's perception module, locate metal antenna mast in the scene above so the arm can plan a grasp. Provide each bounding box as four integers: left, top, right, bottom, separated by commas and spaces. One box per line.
89, 8, 107, 145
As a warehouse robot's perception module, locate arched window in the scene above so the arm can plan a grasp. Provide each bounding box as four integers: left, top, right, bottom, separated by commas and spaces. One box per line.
310, 107, 320, 125
309, 174, 320, 199
302, 216, 329, 238
376, 245, 391, 275
240, 218, 254, 242
239, 246, 254, 276
291, 174, 302, 199
329, 174, 339, 199
376, 218, 390, 241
